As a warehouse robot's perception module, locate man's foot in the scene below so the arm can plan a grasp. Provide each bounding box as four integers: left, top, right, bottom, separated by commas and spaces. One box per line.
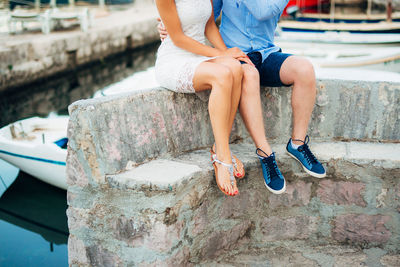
256, 149, 286, 194
286, 135, 326, 178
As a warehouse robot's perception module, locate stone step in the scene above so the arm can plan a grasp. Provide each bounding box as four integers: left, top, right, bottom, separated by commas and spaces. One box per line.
66, 141, 399, 266
107, 141, 400, 192
204, 244, 400, 267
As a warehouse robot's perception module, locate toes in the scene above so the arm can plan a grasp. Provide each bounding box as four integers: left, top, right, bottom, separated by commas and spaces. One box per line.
223, 183, 229, 195
225, 182, 232, 195
232, 184, 238, 195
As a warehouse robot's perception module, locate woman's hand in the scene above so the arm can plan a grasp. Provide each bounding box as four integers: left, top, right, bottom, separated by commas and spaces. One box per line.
157, 17, 168, 41
219, 47, 255, 66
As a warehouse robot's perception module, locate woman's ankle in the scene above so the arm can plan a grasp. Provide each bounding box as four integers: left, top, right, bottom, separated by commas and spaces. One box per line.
216, 153, 232, 164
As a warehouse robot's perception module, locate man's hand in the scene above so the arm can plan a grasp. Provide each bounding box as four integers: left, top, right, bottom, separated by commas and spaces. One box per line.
220, 47, 255, 66
157, 18, 168, 41
220, 47, 246, 58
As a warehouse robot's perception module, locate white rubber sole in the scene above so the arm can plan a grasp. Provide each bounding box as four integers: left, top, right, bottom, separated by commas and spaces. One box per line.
264, 179, 286, 194
287, 151, 326, 178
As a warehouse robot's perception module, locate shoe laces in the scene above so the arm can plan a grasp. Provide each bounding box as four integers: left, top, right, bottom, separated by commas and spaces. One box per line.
256, 149, 282, 181
294, 135, 318, 165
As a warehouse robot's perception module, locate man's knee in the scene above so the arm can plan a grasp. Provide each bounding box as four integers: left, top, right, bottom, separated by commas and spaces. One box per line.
243, 64, 259, 81
293, 57, 315, 85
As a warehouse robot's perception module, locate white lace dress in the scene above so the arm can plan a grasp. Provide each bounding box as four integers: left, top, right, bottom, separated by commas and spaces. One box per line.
155, 0, 215, 95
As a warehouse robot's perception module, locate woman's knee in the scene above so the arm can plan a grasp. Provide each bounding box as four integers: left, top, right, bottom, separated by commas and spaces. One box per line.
228, 59, 243, 79
211, 64, 233, 90
218, 57, 243, 79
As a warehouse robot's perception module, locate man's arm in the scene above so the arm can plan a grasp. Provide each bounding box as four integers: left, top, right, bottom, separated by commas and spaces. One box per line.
242, 0, 289, 21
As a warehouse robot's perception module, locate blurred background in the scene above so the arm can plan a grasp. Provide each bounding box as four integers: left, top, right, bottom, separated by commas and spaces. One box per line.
0, 0, 399, 265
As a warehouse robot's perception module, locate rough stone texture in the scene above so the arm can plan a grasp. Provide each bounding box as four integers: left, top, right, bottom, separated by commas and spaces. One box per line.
261, 216, 318, 241
66, 80, 400, 265
68, 235, 90, 266
317, 180, 367, 207
269, 180, 312, 209
333, 253, 367, 267
381, 254, 400, 267
332, 214, 392, 245
0, 3, 159, 92
209, 244, 375, 267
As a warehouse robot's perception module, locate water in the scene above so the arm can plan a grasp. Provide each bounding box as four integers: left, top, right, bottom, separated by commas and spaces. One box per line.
0, 43, 159, 265
0, 173, 68, 266
0, 43, 159, 128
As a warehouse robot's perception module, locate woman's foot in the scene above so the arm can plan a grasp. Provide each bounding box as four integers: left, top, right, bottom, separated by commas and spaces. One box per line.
211, 150, 239, 196
212, 144, 245, 179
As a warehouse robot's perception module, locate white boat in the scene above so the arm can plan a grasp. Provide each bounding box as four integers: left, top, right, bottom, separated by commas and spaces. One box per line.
278, 0, 400, 44
0, 116, 68, 190
275, 30, 400, 44
276, 41, 400, 69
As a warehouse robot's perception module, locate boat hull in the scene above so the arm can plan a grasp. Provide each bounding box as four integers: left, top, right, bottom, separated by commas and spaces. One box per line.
0, 117, 68, 190
279, 21, 400, 34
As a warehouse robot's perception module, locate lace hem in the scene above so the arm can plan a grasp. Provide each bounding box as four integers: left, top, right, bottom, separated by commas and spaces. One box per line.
176, 61, 196, 93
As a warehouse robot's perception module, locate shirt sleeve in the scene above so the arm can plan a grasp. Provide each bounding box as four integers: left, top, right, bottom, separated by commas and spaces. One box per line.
241, 0, 289, 21
213, 0, 223, 21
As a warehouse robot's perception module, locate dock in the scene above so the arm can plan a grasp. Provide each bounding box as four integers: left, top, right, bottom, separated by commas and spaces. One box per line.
0, 1, 159, 93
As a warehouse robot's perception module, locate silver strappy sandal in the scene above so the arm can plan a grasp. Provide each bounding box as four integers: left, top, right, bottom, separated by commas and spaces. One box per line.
212, 143, 245, 179
211, 152, 238, 196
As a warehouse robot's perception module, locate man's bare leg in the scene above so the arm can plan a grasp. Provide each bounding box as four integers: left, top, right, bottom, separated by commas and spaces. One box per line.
279, 56, 316, 145
239, 64, 273, 155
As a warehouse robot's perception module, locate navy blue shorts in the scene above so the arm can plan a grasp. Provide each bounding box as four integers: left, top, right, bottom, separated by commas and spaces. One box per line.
246, 51, 292, 87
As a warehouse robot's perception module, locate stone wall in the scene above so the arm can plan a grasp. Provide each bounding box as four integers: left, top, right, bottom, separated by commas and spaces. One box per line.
0, 4, 159, 92
67, 79, 400, 266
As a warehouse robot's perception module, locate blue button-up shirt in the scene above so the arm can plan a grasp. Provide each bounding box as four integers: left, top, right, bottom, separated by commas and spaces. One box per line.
213, 0, 289, 62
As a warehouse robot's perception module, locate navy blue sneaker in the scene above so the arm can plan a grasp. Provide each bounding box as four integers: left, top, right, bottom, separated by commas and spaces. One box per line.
256, 149, 286, 194
286, 135, 326, 178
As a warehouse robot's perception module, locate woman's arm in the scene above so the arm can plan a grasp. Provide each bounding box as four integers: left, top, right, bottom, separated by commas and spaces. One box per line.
205, 1, 227, 51
156, 0, 221, 57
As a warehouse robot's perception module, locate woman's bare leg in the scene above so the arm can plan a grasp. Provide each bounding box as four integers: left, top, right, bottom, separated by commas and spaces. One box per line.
208, 57, 243, 132
193, 61, 239, 195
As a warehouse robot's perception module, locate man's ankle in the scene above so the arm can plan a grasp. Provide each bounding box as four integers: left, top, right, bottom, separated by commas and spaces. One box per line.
291, 135, 306, 146
256, 143, 272, 156
290, 139, 300, 149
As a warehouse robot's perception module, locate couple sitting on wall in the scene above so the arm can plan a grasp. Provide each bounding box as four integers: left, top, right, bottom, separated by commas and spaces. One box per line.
155, 0, 326, 197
